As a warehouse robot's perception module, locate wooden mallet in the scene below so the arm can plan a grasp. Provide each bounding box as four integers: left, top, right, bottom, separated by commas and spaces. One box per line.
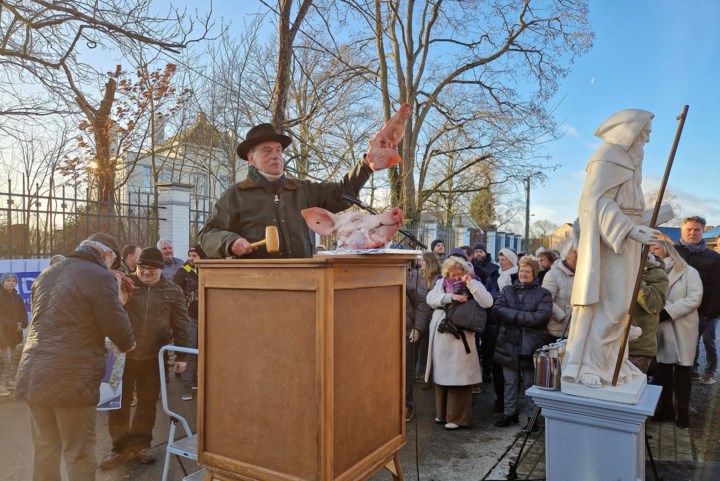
249, 226, 280, 254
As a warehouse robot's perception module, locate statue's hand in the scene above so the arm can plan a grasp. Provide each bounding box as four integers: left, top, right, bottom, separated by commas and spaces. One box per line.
628, 225, 661, 244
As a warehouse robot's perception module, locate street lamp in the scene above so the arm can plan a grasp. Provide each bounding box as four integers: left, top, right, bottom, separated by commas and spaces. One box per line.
524, 175, 531, 252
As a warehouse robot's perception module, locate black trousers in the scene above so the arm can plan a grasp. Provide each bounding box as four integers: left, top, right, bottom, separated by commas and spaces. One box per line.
654, 362, 691, 421
108, 358, 160, 454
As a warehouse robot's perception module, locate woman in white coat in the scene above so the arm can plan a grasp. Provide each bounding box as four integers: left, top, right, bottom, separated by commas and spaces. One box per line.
542, 240, 577, 340
425, 256, 493, 430
650, 240, 703, 428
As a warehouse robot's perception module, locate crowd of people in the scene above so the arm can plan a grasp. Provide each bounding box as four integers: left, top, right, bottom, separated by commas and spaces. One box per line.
405, 214, 720, 432
1, 117, 719, 481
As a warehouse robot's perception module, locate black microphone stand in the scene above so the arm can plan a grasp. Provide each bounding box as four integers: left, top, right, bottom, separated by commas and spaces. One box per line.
340, 193, 427, 250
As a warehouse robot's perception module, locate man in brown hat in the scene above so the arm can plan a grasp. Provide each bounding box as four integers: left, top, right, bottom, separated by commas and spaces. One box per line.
14, 232, 135, 481
198, 120, 399, 259
100, 247, 190, 469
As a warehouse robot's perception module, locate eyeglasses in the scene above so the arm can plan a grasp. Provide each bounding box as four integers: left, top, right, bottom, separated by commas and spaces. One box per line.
137, 265, 160, 272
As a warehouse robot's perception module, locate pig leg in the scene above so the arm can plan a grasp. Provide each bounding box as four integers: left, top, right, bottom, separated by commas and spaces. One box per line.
367, 103, 411, 171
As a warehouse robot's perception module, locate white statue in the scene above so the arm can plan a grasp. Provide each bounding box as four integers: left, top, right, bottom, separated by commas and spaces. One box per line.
561, 109, 661, 403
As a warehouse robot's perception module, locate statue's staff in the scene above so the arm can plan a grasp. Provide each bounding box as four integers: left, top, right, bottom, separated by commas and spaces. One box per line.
612, 105, 689, 386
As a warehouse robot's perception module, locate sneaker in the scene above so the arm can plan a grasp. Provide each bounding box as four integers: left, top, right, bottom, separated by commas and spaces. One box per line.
98, 451, 127, 470
444, 422, 460, 430
0, 386, 11, 397
138, 448, 156, 464
691, 371, 701, 381
5, 379, 16, 389
699, 375, 717, 385
181, 387, 193, 401
405, 407, 414, 422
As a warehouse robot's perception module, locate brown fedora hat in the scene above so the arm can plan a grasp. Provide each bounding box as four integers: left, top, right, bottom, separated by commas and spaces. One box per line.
236, 123, 292, 160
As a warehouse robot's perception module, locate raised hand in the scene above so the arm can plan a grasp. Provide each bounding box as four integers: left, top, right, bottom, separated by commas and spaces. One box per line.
366, 103, 411, 171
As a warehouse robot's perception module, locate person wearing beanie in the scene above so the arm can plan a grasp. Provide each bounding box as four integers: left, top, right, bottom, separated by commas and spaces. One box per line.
197, 113, 407, 259
100, 246, 190, 469
471, 242, 498, 285
492, 255, 552, 432
0, 273, 27, 397
172, 245, 207, 401
14, 233, 135, 481
431, 239, 446, 262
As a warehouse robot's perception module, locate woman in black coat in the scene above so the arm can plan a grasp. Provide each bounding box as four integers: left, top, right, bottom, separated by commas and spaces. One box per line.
493, 256, 552, 430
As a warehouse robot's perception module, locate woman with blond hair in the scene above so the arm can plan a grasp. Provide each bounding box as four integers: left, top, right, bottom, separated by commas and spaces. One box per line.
650, 240, 703, 428
425, 256, 493, 430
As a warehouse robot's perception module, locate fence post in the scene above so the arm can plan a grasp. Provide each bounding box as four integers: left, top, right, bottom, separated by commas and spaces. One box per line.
157, 182, 192, 259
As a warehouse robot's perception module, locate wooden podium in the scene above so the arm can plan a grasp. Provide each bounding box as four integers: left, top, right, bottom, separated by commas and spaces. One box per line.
196, 254, 413, 481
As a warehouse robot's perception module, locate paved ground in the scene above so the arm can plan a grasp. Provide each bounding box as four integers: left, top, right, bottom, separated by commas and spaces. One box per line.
2, 347, 720, 481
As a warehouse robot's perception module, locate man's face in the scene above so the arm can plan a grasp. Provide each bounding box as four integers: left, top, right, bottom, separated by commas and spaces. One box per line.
187, 251, 200, 266
474, 249, 486, 261
681, 221, 704, 245
248, 141, 284, 176
126, 247, 142, 269
137, 265, 163, 285
433, 242, 445, 254
160, 243, 174, 261
3, 277, 17, 292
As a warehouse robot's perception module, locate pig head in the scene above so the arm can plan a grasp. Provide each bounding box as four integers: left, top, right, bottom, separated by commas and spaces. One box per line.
301, 207, 405, 249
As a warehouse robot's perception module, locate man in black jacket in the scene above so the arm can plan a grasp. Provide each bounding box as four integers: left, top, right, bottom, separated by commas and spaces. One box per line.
675, 215, 720, 385
15, 232, 136, 481
172, 245, 207, 401
100, 247, 190, 469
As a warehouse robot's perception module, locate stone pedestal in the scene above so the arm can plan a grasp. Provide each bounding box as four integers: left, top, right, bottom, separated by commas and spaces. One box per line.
528, 385, 661, 481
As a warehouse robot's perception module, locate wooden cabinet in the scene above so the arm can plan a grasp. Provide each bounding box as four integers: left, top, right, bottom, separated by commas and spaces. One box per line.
196, 255, 412, 481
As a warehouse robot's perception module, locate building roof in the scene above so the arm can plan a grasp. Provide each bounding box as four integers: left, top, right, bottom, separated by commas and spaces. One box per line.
703, 226, 720, 240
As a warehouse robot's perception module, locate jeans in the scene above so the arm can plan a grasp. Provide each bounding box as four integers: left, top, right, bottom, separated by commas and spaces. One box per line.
502, 366, 536, 418
694, 316, 718, 376
28, 403, 97, 481
0, 346, 11, 387
108, 358, 160, 454
182, 317, 198, 388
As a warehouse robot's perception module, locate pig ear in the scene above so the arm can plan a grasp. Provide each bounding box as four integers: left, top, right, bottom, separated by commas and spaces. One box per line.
301, 208, 338, 235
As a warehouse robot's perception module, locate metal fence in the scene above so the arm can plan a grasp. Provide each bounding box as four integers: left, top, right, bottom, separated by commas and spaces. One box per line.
0, 179, 164, 259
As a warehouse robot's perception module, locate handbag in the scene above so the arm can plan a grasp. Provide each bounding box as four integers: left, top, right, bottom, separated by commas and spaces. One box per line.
443, 288, 487, 334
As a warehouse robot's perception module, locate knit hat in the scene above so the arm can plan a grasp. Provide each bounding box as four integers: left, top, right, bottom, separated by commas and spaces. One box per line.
448, 247, 468, 261
430, 239, 445, 251
188, 245, 208, 259
87, 232, 122, 260
518, 255, 541, 278
0, 272, 18, 284
472, 242, 487, 252
498, 248, 518, 266
137, 247, 165, 269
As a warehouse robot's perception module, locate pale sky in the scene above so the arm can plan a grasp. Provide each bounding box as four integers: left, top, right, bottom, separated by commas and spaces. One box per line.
533, 0, 720, 227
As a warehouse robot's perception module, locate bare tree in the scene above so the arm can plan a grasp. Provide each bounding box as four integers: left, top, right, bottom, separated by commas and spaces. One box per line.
327, 0, 593, 222
0, 0, 213, 202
